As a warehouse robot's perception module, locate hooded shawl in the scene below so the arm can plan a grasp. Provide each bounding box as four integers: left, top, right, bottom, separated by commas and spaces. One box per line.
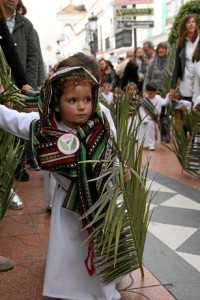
30, 66, 115, 226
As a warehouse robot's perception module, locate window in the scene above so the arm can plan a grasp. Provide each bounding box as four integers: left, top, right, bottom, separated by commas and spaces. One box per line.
105, 37, 110, 50
115, 30, 132, 49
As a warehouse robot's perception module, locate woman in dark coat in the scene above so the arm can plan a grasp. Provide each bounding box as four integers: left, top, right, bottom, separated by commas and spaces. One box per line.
0, 3, 31, 91
120, 59, 139, 91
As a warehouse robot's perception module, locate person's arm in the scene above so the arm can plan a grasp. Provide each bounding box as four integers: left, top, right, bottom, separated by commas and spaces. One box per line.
0, 19, 31, 90
100, 103, 116, 138
0, 104, 39, 139
161, 94, 171, 106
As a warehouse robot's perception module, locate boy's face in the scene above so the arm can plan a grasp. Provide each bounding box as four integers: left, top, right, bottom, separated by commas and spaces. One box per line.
54, 82, 93, 128
147, 90, 157, 99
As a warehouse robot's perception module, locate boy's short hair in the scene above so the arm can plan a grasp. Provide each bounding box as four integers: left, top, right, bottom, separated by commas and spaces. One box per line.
146, 82, 158, 92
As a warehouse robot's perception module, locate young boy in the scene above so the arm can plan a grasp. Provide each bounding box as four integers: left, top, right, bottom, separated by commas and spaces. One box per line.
0, 52, 130, 300
138, 82, 170, 150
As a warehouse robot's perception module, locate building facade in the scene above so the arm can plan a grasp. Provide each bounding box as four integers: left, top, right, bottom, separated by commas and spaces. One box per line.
55, 0, 190, 63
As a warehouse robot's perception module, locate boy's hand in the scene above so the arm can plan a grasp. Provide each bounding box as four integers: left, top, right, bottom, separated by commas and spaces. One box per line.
123, 168, 131, 182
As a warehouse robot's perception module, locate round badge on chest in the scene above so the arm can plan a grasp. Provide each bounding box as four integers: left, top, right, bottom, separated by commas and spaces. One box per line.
57, 133, 80, 155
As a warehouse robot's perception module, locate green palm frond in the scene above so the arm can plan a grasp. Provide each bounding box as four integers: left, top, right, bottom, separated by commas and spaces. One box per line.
169, 109, 200, 176
81, 91, 154, 284
0, 129, 23, 222
0, 46, 26, 109
0, 45, 26, 222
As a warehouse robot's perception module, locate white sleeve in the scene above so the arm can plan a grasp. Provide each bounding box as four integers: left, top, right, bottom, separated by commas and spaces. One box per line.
0, 105, 39, 140
99, 103, 119, 166
160, 94, 170, 106
194, 95, 200, 107
100, 103, 116, 138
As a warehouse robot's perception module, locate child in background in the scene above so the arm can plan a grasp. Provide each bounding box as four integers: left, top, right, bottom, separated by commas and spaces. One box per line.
126, 82, 138, 114
0, 52, 130, 300
101, 82, 114, 105
138, 82, 170, 151
113, 87, 123, 105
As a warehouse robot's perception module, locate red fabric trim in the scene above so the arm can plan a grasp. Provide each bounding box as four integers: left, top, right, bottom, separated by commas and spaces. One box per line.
87, 122, 103, 147
85, 243, 95, 276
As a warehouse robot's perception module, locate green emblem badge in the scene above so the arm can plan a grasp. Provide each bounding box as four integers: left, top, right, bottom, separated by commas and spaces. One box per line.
57, 133, 80, 155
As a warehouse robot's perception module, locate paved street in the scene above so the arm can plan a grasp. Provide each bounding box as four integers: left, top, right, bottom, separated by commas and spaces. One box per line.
0, 144, 200, 299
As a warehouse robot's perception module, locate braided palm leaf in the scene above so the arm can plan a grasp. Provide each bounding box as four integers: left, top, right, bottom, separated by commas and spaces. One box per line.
81, 91, 154, 284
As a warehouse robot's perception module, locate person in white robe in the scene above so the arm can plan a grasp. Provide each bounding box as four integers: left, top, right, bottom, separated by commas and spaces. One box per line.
0, 53, 131, 300
138, 82, 170, 150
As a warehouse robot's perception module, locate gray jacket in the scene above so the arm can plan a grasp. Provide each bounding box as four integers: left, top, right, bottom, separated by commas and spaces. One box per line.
34, 29, 45, 86
12, 11, 39, 89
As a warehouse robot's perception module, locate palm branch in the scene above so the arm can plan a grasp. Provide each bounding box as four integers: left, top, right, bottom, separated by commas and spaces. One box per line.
0, 129, 23, 222
81, 91, 154, 284
0, 46, 26, 109
0, 45, 26, 222
169, 108, 200, 176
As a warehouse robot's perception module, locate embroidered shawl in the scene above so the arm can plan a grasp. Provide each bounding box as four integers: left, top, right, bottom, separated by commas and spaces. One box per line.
139, 97, 159, 122
30, 66, 115, 225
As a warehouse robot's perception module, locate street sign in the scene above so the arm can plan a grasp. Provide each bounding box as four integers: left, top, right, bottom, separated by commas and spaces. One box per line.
116, 20, 154, 29
116, 8, 154, 17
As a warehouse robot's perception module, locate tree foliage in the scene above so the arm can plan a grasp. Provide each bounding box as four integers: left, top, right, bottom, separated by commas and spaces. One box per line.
168, 0, 200, 45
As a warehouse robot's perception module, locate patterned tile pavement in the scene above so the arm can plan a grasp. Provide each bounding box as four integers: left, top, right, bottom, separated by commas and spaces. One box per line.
0, 143, 200, 299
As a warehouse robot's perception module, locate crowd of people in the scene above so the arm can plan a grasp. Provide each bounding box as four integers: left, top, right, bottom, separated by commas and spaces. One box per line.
99, 14, 200, 150
1, 0, 200, 298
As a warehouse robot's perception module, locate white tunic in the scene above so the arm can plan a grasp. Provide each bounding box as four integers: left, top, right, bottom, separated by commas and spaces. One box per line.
138, 95, 170, 148
179, 36, 199, 98
101, 92, 114, 105
193, 61, 200, 104
0, 104, 121, 300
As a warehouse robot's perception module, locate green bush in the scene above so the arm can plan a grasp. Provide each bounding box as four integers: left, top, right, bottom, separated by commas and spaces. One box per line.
168, 0, 200, 45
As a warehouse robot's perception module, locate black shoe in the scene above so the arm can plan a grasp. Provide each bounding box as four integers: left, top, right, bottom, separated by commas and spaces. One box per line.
46, 205, 52, 213
26, 159, 40, 171
15, 169, 30, 182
